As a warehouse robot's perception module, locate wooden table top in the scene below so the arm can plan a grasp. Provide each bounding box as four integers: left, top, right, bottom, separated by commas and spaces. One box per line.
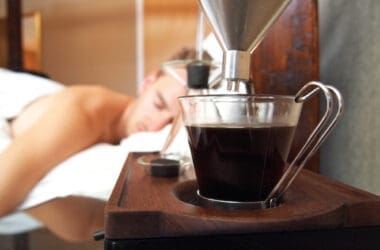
105, 152, 380, 240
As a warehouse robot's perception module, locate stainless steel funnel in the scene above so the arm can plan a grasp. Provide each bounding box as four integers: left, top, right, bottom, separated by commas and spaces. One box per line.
198, 0, 291, 87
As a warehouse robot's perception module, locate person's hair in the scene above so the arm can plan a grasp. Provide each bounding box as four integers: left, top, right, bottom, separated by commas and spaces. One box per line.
167, 47, 212, 61
155, 47, 212, 78
138, 47, 213, 95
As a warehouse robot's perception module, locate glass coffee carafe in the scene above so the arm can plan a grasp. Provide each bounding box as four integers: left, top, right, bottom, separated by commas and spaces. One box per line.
179, 82, 343, 209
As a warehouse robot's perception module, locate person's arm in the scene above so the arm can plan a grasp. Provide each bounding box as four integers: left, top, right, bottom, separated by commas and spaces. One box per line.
0, 86, 132, 216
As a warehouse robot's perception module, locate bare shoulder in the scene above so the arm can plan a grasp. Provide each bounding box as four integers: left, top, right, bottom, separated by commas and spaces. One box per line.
57, 85, 127, 100
56, 85, 133, 143
53, 85, 131, 111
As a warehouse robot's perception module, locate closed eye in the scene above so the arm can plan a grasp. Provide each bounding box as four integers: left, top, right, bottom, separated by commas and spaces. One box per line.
154, 91, 169, 110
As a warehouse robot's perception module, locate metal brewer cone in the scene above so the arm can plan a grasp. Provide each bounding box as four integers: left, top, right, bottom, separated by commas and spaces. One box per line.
198, 0, 291, 83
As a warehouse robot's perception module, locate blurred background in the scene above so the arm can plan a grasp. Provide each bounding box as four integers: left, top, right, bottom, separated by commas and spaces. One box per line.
0, 0, 201, 95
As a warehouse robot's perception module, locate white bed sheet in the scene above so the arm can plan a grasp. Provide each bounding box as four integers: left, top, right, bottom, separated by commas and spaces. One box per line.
0, 123, 189, 233
0, 68, 63, 119
17, 123, 189, 210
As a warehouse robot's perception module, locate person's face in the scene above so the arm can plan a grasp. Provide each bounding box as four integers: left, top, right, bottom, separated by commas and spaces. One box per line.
124, 72, 187, 136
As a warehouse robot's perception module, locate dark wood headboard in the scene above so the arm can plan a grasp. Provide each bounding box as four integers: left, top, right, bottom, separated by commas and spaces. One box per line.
6, 0, 23, 71
251, 0, 319, 172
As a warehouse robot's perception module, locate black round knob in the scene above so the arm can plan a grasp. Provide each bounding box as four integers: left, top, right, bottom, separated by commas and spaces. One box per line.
186, 61, 210, 89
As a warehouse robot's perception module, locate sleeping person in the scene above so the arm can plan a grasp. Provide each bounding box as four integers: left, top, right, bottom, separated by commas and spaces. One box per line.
0, 65, 188, 241
0, 34, 221, 241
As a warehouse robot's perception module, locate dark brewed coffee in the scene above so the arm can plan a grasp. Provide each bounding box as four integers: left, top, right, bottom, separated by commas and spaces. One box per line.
186, 124, 296, 202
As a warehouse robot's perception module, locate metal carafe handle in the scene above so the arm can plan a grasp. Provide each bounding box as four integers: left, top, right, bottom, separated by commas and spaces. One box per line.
265, 81, 344, 207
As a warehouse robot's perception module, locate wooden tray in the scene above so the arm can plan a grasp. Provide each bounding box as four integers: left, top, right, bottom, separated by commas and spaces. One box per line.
105, 152, 380, 239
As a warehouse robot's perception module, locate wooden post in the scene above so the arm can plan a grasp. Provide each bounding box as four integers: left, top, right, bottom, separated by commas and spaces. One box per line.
251, 0, 320, 172
6, 0, 23, 71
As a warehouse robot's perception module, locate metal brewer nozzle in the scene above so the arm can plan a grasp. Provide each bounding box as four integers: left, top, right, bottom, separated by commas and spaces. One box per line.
198, 0, 291, 93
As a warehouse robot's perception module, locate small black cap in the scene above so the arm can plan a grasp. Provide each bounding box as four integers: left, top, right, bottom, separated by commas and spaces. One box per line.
150, 158, 180, 177
93, 230, 105, 241
186, 61, 210, 89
